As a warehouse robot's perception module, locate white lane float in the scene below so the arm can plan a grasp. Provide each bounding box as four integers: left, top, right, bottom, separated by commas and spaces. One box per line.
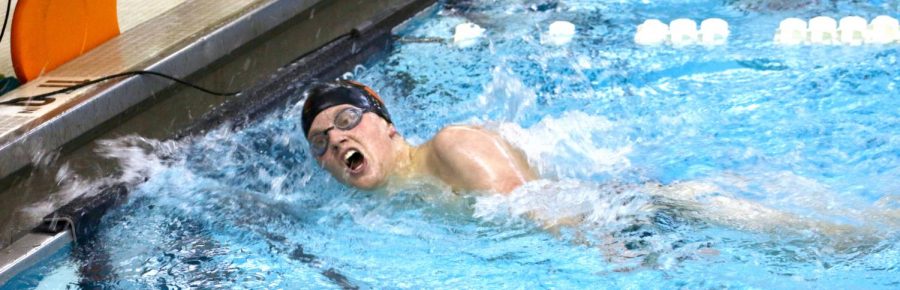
634, 19, 669, 46
699, 18, 729, 46
838, 16, 868, 45
775, 15, 900, 46
669, 18, 699, 46
774, 18, 807, 45
635, 18, 729, 46
868, 15, 900, 44
808, 16, 837, 45
453, 22, 485, 48
544, 21, 576, 46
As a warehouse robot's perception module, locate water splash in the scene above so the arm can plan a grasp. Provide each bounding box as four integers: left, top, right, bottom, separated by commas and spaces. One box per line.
477, 66, 537, 122
94, 135, 184, 185
474, 179, 653, 232
492, 110, 633, 179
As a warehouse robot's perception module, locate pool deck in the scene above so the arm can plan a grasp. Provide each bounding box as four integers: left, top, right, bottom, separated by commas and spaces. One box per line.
0, 0, 189, 78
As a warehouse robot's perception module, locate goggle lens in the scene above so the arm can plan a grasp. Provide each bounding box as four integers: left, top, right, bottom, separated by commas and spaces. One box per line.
308, 107, 366, 156
334, 107, 362, 129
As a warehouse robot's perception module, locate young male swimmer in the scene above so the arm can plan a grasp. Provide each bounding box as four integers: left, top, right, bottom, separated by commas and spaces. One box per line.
302, 80, 537, 194
301, 80, 897, 243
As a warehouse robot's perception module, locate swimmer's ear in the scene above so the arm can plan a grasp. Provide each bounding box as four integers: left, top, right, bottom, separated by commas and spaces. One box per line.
388, 123, 398, 137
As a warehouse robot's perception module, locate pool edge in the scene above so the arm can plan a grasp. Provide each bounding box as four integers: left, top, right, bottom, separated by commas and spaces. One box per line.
0, 231, 72, 286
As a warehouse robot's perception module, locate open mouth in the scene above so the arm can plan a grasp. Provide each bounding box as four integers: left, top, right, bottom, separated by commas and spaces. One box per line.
343, 149, 366, 173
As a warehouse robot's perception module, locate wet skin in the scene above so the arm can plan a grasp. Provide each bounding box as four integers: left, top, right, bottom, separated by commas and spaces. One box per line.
307, 104, 537, 194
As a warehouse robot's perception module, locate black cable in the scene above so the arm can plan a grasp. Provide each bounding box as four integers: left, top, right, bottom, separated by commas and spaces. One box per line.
39, 70, 241, 98
0, 70, 241, 106
0, 0, 10, 44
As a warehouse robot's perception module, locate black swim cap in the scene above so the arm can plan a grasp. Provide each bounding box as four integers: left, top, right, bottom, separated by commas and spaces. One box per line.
301, 80, 392, 136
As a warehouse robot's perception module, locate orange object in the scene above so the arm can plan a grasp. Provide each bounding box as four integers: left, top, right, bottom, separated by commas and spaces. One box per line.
11, 0, 119, 82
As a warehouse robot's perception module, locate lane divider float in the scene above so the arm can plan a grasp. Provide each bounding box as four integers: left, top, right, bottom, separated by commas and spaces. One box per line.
453, 22, 485, 48
635, 18, 729, 46
775, 15, 899, 45
543, 21, 576, 46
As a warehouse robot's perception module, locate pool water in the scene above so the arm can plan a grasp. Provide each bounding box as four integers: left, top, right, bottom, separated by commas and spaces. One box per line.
5, 0, 900, 288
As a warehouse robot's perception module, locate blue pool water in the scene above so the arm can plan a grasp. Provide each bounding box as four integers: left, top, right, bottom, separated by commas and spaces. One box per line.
5, 0, 900, 288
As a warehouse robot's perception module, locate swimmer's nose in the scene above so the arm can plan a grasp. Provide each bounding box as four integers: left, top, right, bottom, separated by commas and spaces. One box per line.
328, 130, 348, 152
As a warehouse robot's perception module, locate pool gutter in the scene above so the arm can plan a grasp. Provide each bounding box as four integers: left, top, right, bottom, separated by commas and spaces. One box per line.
0, 183, 127, 285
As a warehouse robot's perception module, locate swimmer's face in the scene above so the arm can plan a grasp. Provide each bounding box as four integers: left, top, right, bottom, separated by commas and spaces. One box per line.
307, 104, 397, 190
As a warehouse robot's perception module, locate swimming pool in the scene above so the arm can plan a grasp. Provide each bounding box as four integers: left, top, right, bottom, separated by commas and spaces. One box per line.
5, 0, 899, 288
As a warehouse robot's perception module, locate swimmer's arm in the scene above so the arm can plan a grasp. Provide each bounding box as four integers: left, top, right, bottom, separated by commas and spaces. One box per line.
645, 182, 880, 240
430, 126, 536, 194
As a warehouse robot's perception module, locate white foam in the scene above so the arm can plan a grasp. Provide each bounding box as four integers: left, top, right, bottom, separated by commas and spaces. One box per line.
19, 135, 184, 231
95, 135, 183, 184
477, 66, 537, 122
473, 179, 653, 232
493, 111, 632, 178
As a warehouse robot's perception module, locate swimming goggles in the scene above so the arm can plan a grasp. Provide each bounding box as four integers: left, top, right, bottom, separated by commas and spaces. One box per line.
307, 106, 368, 156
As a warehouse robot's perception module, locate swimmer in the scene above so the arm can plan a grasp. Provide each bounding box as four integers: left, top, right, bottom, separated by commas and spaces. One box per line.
301, 80, 896, 250
301, 80, 538, 194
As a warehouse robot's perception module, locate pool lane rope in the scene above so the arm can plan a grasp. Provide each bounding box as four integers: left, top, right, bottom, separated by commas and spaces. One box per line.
633, 15, 900, 47
775, 15, 900, 45
635, 18, 730, 46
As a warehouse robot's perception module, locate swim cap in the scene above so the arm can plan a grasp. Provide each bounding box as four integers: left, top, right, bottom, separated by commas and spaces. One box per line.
301, 80, 392, 136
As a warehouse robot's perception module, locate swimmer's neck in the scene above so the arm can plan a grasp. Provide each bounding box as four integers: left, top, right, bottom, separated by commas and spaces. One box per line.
383, 137, 441, 191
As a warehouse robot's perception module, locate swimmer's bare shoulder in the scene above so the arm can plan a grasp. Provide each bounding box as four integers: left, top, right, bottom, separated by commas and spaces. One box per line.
424, 125, 536, 194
